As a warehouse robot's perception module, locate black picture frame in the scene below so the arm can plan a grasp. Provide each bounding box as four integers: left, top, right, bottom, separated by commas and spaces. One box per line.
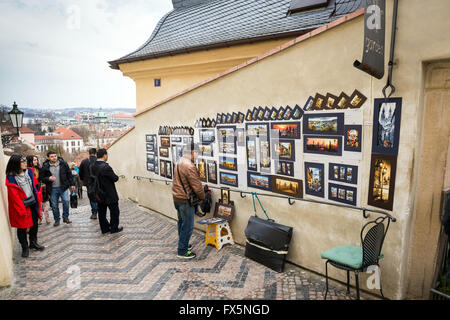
160, 136, 170, 147
247, 172, 272, 191
272, 139, 296, 161
274, 160, 295, 177
220, 171, 239, 187
263, 107, 271, 121
146, 143, 155, 152
368, 153, 397, 211
304, 162, 325, 198
291, 104, 304, 120
232, 112, 238, 124
277, 106, 285, 120
246, 137, 258, 172
372, 97, 402, 155
303, 96, 314, 111
283, 106, 293, 120
272, 176, 303, 198
226, 113, 233, 124
270, 107, 278, 121
329, 183, 357, 206
200, 129, 215, 144
171, 137, 182, 143
303, 135, 342, 156
216, 113, 222, 124
303, 112, 345, 136
348, 89, 367, 109
271, 121, 301, 139
328, 163, 358, 185
207, 160, 218, 184
197, 158, 207, 182
159, 147, 169, 158
252, 107, 258, 121
246, 109, 253, 122
146, 134, 156, 143
219, 156, 238, 171
259, 138, 271, 173
199, 144, 214, 157
245, 122, 269, 137
211, 119, 216, 128
160, 159, 166, 177
313, 93, 326, 110
217, 125, 237, 155
238, 112, 245, 123
344, 125, 362, 152
324, 93, 339, 110
165, 160, 173, 180
336, 92, 350, 109
257, 107, 265, 121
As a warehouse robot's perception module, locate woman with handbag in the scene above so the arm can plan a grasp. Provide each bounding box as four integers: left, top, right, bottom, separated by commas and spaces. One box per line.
27, 155, 50, 225
5, 154, 45, 258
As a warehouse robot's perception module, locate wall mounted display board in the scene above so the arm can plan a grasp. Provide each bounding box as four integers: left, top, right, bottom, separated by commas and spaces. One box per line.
271, 176, 303, 198
219, 156, 238, 171
272, 139, 296, 161
328, 163, 358, 185
271, 122, 301, 139
246, 123, 269, 137
304, 162, 325, 198
348, 89, 367, 109
220, 171, 239, 187
344, 125, 362, 152
207, 160, 218, 184
274, 160, 294, 177
372, 97, 402, 155
303, 135, 342, 156
247, 172, 272, 191
246, 137, 258, 171
200, 129, 215, 144
368, 153, 397, 211
303, 113, 344, 136
328, 183, 357, 206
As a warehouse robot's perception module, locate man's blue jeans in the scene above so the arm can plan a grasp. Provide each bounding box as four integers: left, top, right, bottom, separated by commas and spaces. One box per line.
90, 200, 98, 215
51, 187, 70, 221
174, 202, 194, 255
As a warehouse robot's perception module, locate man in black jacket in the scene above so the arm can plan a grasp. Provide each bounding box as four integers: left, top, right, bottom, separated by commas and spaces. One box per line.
79, 148, 98, 220
92, 148, 122, 234
40, 151, 76, 226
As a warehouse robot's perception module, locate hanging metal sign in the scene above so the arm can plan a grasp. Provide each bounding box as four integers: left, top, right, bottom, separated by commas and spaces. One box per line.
354, 0, 386, 79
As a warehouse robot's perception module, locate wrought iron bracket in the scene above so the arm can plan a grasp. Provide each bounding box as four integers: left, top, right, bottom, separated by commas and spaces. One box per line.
240, 192, 247, 198
288, 197, 295, 205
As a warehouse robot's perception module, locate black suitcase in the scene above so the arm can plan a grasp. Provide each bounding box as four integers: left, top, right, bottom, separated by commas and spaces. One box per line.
244, 215, 293, 272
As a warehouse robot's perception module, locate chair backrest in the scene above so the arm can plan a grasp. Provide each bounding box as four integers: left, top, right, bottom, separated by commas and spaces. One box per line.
360, 216, 391, 269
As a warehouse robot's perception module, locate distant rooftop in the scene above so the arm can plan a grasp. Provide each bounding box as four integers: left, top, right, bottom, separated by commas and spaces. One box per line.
109, 0, 363, 69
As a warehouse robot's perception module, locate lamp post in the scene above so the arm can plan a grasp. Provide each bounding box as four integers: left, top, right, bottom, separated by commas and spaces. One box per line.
1, 101, 24, 147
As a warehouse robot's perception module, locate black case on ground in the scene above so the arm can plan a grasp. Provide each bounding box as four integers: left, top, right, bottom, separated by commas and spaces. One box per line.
244, 215, 293, 272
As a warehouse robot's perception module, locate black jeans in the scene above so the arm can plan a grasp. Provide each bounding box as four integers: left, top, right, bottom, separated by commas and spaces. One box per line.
17, 205, 39, 249
98, 202, 120, 233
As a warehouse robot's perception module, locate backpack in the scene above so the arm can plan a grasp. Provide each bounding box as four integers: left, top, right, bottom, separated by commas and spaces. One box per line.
70, 192, 78, 208
200, 185, 212, 214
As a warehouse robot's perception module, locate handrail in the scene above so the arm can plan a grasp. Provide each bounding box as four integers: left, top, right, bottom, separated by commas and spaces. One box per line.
130, 175, 396, 222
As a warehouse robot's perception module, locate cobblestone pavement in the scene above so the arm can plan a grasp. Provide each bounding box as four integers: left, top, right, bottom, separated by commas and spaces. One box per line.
0, 197, 376, 300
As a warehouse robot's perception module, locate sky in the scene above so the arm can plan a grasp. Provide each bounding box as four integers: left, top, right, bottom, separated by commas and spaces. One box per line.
0, 0, 174, 110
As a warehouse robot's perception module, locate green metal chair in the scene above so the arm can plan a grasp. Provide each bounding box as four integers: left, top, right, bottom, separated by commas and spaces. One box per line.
321, 216, 391, 300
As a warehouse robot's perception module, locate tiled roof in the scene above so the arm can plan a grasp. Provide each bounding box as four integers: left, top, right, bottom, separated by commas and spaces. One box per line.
35, 128, 83, 141
19, 125, 35, 134
109, 0, 363, 69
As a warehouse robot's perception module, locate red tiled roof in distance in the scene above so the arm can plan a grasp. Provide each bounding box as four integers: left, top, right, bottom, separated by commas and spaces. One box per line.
19, 125, 35, 134
53, 128, 83, 140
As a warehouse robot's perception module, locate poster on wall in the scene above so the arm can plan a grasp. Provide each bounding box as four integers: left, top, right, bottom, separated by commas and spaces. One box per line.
220, 171, 239, 187
271, 176, 303, 198
271, 122, 301, 139
367, 153, 397, 211
344, 125, 362, 152
304, 162, 325, 198
303, 135, 342, 157
272, 139, 295, 161
207, 160, 218, 184
303, 113, 344, 136
247, 172, 271, 191
372, 97, 402, 155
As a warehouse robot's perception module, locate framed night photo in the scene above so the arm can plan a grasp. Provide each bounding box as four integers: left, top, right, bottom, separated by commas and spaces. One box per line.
368, 154, 397, 211
324, 93, 339, 110
271, 122, 301, 139
313, 93, 326, 110
272, 176, 303, 199
304, 162, 325, 198
207, 160, 218, 184
372, 97, 402, 155
246, 109, 253, 121
303, 135, 342, 156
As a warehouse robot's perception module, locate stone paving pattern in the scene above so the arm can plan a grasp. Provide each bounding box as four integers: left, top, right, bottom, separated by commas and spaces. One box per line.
0, 197, 376, 300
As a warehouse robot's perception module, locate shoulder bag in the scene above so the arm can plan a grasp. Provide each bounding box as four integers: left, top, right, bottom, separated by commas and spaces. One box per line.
176, 164, 202, 207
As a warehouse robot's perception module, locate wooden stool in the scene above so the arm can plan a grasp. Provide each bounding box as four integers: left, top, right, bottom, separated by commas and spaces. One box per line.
205, 221, 234, 250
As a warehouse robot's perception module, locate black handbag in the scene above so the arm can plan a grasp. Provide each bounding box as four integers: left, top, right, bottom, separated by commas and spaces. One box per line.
176, 164, 202, 207
22, 195, 36, 207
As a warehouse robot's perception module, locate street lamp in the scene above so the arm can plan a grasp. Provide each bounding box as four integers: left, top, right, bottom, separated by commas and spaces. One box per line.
1, 101, 24, 147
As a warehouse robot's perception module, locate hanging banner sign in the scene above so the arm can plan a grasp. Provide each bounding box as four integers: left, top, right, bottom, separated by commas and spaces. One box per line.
354, 0, 386, 79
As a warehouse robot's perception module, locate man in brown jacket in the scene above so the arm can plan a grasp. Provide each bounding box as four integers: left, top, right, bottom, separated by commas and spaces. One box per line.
172, 142, 205, 259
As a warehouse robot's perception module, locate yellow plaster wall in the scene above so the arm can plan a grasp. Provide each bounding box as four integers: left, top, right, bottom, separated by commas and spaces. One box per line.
109, 0, 450, 299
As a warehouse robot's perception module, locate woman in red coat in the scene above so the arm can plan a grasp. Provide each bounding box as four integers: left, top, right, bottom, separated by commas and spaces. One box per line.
5, 154, 44, 258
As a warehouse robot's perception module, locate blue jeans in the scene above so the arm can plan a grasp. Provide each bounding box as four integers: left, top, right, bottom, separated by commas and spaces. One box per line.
90, 200, 98, 215
174, 202, 194, 255
51, 187, 69, 221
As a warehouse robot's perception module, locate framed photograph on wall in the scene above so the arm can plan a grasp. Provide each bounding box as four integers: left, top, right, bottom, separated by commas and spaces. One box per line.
274, 160, 294, 177
303, 113, 344, 135
368, 153, 397, 211
146, 143, 155, 152
277, 106, 286, 120
246, 122, 268, 137
336, 92, 350, 109
348, 89, 367, 109
220, 171, 239, 187
160, 159, 166, 177
146, 134, 156, 143
272, 176, 303, 198
214, 200, 235, 222
160, 136, 170, 148
159, 147, 169, 158
313, 93, 326, 110
252, 107, 258, 121
271, 122, 301, 139
270, 107, 278, 121
246, 109, 253, 122
303, 135, 342, 156
303, 96, 314, 111
197, 158, 207, 182
200, 129, 215, 144
259, 139, 271, 173
219, 156, 238, 171
344, 125, 362, 152
199, 144, 214, 157
207, 160, 218, 184
304, 162, 325, 198
324, 93, 339, 110
246, 137, 258, 171
165, 160, 173, 180
272, 139, 295, 161
372, 97, 402, 155
291, 104, 304, 120
263, 107, 271, 121
247, 172, 271, 191
329, 163, 358, 185
329, 183, 357, 206
238, 112, 245, 123
221, 187, 230, 205
257, 107, 265, 121
283, 106, 293, 120
216, 113, 222, 124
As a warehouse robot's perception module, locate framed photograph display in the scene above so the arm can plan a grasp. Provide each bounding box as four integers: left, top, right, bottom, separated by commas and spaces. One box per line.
271, 122, 301, 139
220, 171, 238, 187
199, 144, 214, 157
219, 156, 238, 171
270, 107, 278, 121
277, 106, 285, 120
303, 96, 314, 111
263, 107, 271, 121
217, 125, 235, 141
329, 163, 358, 185
272, 139, 295, 161
219, 141, 237, 155
329, 183, 357, 206
259, 139, 271, 173
160, 136, 170, 148
171, 137, 182, 143
226, 113, 232, 124
147, 153, 156, 164
146, 143, 155, 153
165, 160, 173, 180
304, 162, 325, 198
220, 187, 230, 205
207, 160, 218, 184
160, 159, 166, 177
283, 106, 293, 120
344, 125, 362, 152
247, 172, 271, 191
257, 107, 265, 121
372, 97, 402, 155
324, 93, 339, 110
313, 93, 326, 110
238, 112, 245, 123
246, 122, 268, 137
159, 147, 169, 158
368, 154, 397, 211
246, 109, 253, 122
216, 113, 222, 124
251, 107, 258, 121
200, 129, 215, 144
232, 112, 238, 124
348, 89, 367, 109
246, 137, 258, 171
336, 92, 350, 109
147, 162, 154, 172
146, 134, 156, 143
272, 176, 303, 198
303, 113, 344, 135
303, 135, 342, 156
275, 160, 294, 177
197, 158, 207, 182
214, 200, 235, 222
291, 104, 304, 120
